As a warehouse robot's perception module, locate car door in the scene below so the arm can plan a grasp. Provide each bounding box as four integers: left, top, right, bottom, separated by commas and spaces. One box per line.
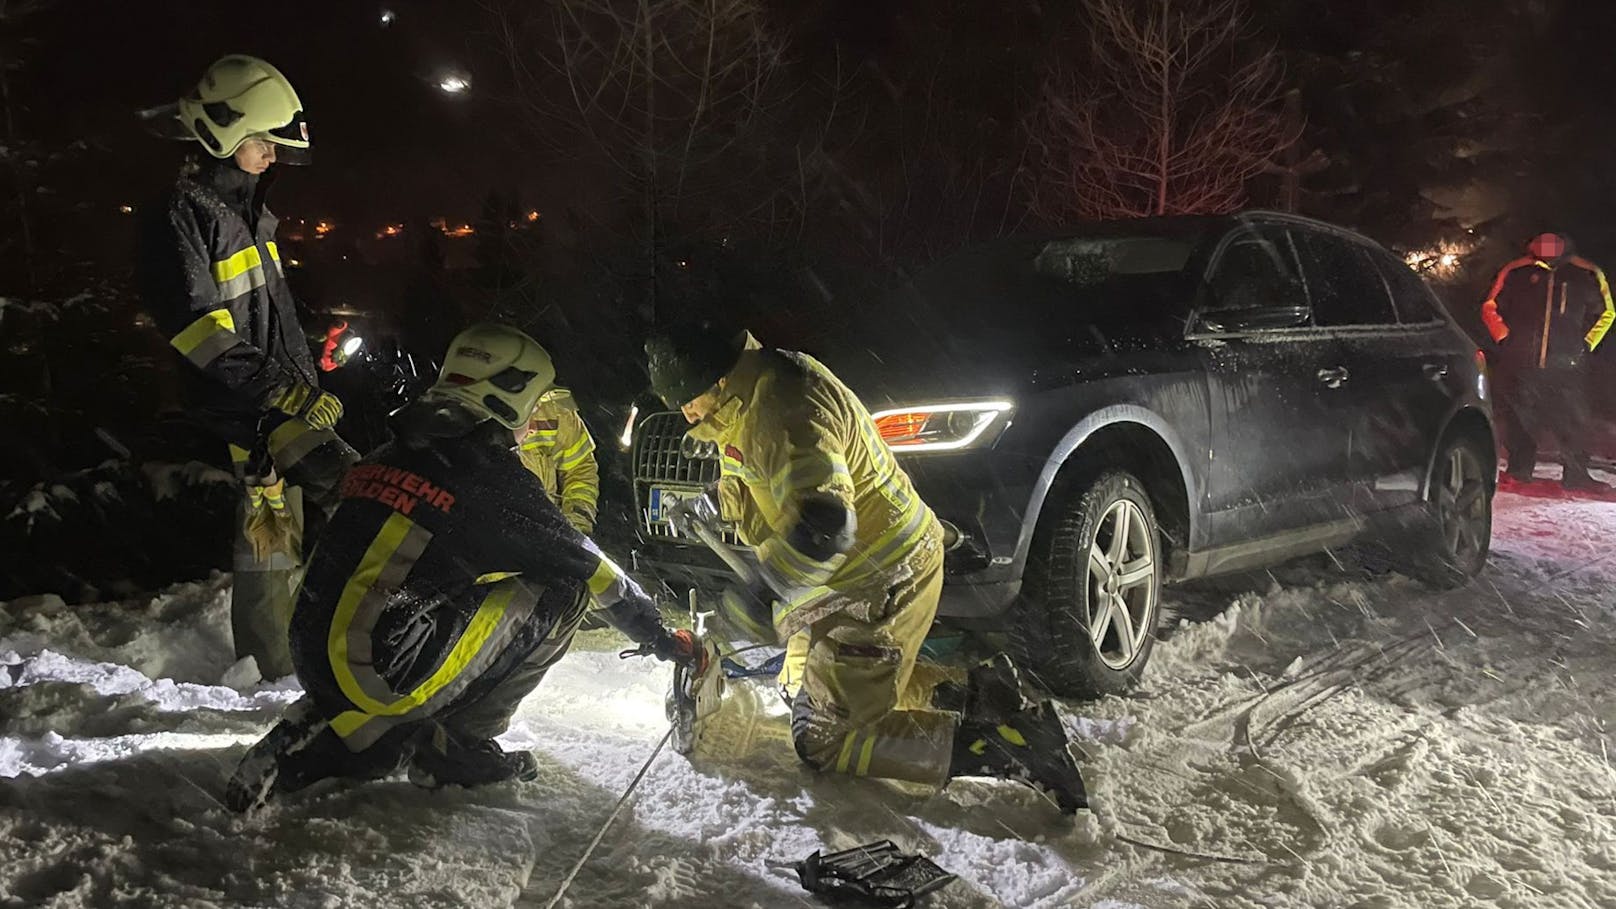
1291, 229, 1418, 513
1192, 222, 1356, 545
1373, 249, 1477, 505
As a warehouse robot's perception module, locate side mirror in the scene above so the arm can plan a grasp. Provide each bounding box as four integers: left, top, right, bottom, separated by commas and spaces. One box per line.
1199, 304, 1312, 334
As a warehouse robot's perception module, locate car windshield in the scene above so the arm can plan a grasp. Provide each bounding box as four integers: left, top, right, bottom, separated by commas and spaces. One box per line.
860, 231, 1202, 363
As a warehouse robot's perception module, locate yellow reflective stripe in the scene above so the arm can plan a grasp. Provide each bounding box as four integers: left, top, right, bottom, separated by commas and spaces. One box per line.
211, 245, 264, 284
330, 513, 417, 712
331, 709, 371, 739
170, 309, 238, 367
227, 444, 251, 465
1589, 267, 1615, 350
559, 434, 596, 468
856, 735, 877, 776
387, 583, 515, 713
997, 724, 1027, 747
266, 241, 280, 263
474, 571, 522, 585
586, 558, 618, 596
835, 731, 859, 773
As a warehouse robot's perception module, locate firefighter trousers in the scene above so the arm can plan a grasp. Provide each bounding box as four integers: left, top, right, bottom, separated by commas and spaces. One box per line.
1495, 364, 1595, 485
786, 527, 958, 787
230, 422, 358, 679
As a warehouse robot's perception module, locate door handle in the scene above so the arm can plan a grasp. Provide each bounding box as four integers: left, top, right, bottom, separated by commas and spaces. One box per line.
1317, 366, 1349, 388
1423, 363, 1449, 381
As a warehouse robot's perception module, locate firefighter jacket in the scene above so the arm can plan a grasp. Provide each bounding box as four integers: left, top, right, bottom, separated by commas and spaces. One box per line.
685, 335, 940, 638
138, 157, 322, 450
1481, 255, 1615, 369
516, 389, 600, 534
288, 416, 660, 752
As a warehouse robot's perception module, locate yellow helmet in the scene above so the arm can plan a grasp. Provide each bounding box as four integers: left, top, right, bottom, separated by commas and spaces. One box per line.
178, 55, 310, 163
425, 324, 556, 429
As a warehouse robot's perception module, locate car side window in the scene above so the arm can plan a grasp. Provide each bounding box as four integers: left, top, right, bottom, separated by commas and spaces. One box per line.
1295, 231, 1398, 327
1205, 225, 1308, 314
1373, 252, 1446, 324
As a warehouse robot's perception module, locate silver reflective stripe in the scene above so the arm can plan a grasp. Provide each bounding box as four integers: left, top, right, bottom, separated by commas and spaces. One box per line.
186, 329, 240, 369
342, 520, 434, 708
269, 421, 338, 470
216, 267, 268, 304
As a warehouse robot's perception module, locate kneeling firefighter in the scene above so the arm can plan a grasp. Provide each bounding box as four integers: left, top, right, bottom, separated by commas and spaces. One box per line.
228, 324, 699, 811
646, 324, 1087, 812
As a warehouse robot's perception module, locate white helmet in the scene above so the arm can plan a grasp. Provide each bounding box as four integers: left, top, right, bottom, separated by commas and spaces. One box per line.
178, 55, 310, 162
425, 324, 556, 429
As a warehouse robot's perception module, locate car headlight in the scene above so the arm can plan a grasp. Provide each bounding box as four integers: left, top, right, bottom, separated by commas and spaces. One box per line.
870, 400, 1014, 452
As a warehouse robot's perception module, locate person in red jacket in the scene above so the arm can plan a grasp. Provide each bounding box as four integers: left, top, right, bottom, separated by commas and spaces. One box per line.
1480, 232, 1615, 490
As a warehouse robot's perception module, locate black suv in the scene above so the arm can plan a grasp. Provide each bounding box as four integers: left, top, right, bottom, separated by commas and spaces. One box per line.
629, 213, 1495, 698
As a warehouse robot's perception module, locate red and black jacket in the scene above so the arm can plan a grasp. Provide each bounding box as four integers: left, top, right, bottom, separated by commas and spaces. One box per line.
1481, 255, 1616, 368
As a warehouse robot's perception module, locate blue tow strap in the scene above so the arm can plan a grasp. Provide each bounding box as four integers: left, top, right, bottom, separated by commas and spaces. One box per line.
722, 651, 785, 679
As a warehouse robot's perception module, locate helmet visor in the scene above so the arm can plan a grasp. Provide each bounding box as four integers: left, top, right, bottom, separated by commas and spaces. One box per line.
264, 112, 311, 165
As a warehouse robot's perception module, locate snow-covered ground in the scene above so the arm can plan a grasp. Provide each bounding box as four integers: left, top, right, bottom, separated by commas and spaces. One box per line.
3, 482, 1615, 908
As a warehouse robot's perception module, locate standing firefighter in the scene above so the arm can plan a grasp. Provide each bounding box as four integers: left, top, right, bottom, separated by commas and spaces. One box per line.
516, 388, 600, 534
138, 56, 357, 678
646, 325, 1087, 812
228, 324, 699, 811
1481, 232, 1615, 490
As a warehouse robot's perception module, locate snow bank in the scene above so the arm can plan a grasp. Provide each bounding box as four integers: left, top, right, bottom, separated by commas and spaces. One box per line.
2, 489, 1614, 907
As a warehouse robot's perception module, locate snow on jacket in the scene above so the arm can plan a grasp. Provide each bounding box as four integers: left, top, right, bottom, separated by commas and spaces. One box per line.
686, 336, 940, 637
288, 416, 659, 752
137, 157, 321, 449
516, 389, 600, 534
1481, 254, 1615, 369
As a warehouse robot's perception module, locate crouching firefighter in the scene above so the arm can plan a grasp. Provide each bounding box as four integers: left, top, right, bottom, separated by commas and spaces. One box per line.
645, 325, 1087, 813
227, 324, 700, 812
138, 55, 358, 679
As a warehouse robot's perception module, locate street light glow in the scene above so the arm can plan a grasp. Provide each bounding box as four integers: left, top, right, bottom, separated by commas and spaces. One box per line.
438, 74, 471, 95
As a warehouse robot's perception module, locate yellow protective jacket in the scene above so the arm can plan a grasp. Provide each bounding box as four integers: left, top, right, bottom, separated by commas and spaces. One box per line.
1481, 255, 1615, 368
686, 336, 939, 637
516, 389, 599, 534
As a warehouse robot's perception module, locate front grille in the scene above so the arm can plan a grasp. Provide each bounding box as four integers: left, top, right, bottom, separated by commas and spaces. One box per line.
632, 411, 740, 545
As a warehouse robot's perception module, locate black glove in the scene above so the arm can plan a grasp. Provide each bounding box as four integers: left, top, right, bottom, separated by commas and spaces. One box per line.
719, 579, 779, 645
267, 380, 344, 431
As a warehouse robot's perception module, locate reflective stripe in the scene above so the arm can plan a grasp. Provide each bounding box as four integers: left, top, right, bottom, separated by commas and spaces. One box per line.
774, 452, 851, 502
1588, 265, 1615, 351
228, 444, 251, 465
474, 571, 522, 585
835, 731, 859, 773
770, 502, 934, 628
170, 309, 239, 369
329, 513, 434, 714
856, 735, 877, 776
586, 558, 619, 597
331, 550, 542, 751
559, 433, 596, 468
268, 419, 335, 470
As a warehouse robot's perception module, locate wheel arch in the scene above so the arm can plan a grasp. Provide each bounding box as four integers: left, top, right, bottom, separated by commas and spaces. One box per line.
1016, 408, 1198, 578
1424, 404, 1497, 500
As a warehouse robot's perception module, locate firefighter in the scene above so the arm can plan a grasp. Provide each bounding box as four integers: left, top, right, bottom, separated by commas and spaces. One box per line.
645, 324, 1087, 813
515, 388, 600, 534
227, 324, 699, 811
137, 56, 358, 679
1481, 232, 1615, 490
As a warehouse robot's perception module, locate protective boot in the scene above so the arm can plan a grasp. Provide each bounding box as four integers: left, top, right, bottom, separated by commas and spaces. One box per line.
409, 724, 539, 788
933, 653, 1032, 717
949, 698, 1087, 814
227, 698, 409, 813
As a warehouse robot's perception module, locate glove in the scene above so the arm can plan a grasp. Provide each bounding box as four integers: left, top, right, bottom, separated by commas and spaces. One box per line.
652, 628, 709, 674
268, 381, 344, 431
718, 580, 779, 645
667, 484, 721, 537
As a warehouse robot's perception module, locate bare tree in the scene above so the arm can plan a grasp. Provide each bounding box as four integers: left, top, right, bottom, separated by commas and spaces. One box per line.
491, 0, 792, 321
1027, 0, 1295, 222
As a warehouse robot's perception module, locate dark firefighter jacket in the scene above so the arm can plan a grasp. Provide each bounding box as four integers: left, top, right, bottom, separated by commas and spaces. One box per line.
288, 413, 661, 752
1482, 255, 1615, 369
138, 157, 321, 450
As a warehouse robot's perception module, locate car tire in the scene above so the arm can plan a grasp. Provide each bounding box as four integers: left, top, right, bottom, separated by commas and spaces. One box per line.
1014, 470, 1162, 699
1404, 434, 1493, 589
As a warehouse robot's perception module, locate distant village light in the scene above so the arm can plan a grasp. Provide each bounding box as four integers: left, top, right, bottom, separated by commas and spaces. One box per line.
380, 8, 396, 27
377, 223, 404, 239
118, 204, 135, 215
314, 220, 335, 238
438, 74, 471, 95
526, 210, 541, 222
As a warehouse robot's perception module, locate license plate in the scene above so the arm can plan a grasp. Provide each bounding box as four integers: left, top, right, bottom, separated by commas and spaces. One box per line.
648, 485, 696, 525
